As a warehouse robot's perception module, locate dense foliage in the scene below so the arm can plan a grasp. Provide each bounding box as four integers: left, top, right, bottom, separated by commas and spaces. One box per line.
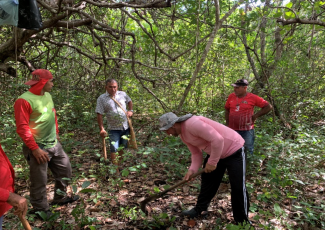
0, 0, 325, 229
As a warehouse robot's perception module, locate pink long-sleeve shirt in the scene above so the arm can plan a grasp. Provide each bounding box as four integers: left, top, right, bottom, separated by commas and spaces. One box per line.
180, 116, 244, 172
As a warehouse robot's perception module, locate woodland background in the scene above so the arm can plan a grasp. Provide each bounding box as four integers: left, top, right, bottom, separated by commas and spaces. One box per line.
0, 0, 324, 229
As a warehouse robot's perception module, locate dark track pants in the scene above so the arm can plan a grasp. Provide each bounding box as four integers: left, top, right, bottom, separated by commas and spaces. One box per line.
23, 142, 72, 211
195, 147, 250, 224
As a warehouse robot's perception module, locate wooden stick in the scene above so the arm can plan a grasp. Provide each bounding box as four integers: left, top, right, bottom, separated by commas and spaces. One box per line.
102, 137, 107, 160
140, 168, 205, 213
18, 215, 32, 230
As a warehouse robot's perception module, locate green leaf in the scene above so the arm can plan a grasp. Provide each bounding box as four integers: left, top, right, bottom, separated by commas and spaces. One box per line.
294, 179, 305, 185
122, 169, 130, 177
285, 2, 293, 8
253, 214, 260, 220
72, 184, 78, 193
79, 188, 96, 193
129, 167, 138, 172
55, 189, 66, 196
48, 212, 60, 221
274, 203, 283, 214
163, 185, 171, 190
274, 10, 282, 18
82, 181, 91, 189
61, 177, 71, 181
284, 11, 295, 19
154, 186, 160, 192
35, 211, 49, 220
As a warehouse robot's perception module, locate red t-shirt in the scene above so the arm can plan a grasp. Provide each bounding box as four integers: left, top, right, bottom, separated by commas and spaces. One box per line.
0, 144, 15, 216
225, 93, 268, 130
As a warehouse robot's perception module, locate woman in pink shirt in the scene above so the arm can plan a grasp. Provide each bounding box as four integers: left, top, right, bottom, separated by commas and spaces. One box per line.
159, 112, 250, 225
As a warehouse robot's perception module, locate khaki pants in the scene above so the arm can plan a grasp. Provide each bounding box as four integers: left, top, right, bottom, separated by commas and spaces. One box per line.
23, 142, 72, 211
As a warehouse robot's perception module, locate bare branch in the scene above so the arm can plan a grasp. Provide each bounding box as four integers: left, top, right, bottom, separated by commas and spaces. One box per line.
34, 35, 102, 65
83, 0, 171, 9
54, 19, 93, 28
277, 18, 325, 27
121, 8, 176, 61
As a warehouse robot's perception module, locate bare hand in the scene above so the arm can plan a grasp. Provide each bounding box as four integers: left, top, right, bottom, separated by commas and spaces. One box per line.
56, 133, 60, 142
32, 148, 50, 164
7, 193, 28, 217
251, 114, 257, 124
100, 129, 108, 138
184, 170, 195, 181
204, 163, 216, 173
127, 111, 133, 117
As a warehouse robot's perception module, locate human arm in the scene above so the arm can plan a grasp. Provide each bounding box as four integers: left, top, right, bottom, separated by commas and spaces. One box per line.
225, 108, 230, 126
6, 192, 28, 217
14, 99, 49, 164
54, 108, 60, 141
184, 169, 196, 181
252, 103, 272, 123
127, 101, 133, 118
183, 144, 203, 181
32, 148, 50, 164
14, 99, 38, 150
225, 95, 232, 127
204, 163, 216, 173
95, 97, 108, 138
97, 113, 107, 138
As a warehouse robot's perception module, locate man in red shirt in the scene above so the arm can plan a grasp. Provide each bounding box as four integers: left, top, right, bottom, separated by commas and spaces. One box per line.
0, 144, 28, 227
225, 79, 272, 155
14, 69, 78, 219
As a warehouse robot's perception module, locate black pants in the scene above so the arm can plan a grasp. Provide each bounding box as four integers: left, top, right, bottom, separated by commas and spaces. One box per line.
195, 147, 250, 224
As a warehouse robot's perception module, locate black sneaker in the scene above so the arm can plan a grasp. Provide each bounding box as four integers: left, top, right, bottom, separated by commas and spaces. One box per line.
51, 195, 79, 206
182, 208, 199, 218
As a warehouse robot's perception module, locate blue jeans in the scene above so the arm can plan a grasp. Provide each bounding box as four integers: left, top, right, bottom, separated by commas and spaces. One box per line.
236, 129, 255, 155
109, 129, 130, 153
0, 215, 3, 230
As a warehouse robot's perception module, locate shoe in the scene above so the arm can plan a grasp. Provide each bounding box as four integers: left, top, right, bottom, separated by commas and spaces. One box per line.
51, 195, 79, 206
29, 209, 57, 220
182, 208, 199, 218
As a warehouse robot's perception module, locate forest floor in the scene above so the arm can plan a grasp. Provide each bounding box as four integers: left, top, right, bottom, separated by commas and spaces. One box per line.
3, 125, 325, 230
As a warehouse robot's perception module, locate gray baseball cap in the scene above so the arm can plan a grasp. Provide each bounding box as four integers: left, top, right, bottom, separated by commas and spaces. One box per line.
159, 112, 193, 131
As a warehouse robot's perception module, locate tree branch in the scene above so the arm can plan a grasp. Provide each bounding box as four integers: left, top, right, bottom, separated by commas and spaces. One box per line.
83, 0, 171, 9
277, 18, 325, 27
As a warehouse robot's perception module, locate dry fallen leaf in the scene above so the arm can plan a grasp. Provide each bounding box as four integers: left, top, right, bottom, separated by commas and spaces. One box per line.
110, 199, 117, 207
95, 200, 102, 207
89, 207, 100, 212
183, 185, 190, 193
187, 219, 196, 227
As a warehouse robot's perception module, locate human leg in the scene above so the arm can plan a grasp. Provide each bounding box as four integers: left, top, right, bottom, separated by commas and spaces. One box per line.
0, 215, 3, 230
47, 142, 73, 203
191, 156, 226, 213
109, 129, 130, 171
109, 130, 122, 167
226, 147, 250, 224
22, 145, 49, 211
117, 128, 130, 164
236, 129, 255, 155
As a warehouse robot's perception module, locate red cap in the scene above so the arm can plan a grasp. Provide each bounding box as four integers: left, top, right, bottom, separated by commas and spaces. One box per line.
25, 69, 53, 86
